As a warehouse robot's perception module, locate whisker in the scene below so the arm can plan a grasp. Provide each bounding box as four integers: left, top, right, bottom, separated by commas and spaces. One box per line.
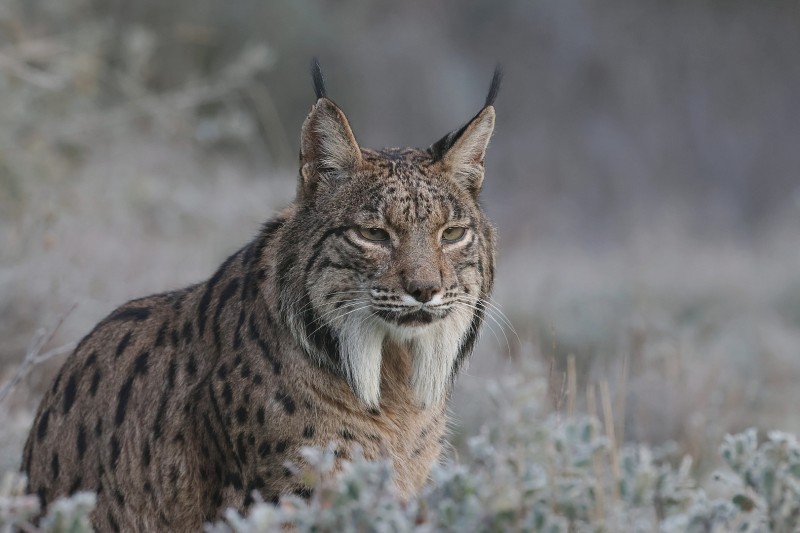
306, 299, 369, 325
295, 292, 370, 314
470, 298, 521, 346
466, 296, 516, 333
450, 301, 503, 349
306, 304, 372, 339
453, 297, 512, 354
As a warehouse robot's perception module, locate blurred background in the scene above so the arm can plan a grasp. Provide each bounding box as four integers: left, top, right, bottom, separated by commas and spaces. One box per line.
2, 0, 800, 477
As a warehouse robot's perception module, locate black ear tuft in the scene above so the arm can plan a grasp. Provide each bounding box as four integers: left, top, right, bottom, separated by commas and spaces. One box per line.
484, 64, 503, 108
311, 57, 327, 100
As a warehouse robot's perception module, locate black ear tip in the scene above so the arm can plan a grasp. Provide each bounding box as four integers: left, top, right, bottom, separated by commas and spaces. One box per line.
484, 64, 503, 108
311, 57, 327, 100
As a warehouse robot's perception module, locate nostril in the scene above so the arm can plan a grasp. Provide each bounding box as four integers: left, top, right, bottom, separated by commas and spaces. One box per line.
407, 282, 442, 304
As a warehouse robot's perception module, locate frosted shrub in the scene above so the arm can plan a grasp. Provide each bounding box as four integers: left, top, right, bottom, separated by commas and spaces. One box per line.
207, 405, 800, 533
6, 397, 800, 531
0, 472, 94, 533
718, 429, 800, 533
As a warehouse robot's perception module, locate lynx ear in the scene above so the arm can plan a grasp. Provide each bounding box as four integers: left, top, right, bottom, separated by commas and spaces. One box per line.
430, 107, 495, 196
299, 60, 361, 196
430, 66, 501, 196
299, 99, 361, 193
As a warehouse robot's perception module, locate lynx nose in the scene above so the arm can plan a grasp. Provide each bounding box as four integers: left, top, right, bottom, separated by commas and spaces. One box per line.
405, 281, 442, 304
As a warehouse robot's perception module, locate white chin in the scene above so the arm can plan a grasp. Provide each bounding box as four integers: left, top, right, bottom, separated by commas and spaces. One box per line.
384, 320, 435, 341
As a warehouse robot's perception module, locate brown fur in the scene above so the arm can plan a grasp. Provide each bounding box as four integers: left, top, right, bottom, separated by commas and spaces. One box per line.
22, 64, 499, 532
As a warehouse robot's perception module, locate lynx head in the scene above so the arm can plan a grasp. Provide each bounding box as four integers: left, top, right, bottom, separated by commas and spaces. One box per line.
276, 59, 500, 408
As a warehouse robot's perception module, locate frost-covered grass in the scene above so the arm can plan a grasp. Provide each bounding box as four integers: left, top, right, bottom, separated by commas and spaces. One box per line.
6, 378, 800, 532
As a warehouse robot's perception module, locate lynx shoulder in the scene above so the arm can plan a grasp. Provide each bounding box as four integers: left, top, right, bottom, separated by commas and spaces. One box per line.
22, 60, 501, 532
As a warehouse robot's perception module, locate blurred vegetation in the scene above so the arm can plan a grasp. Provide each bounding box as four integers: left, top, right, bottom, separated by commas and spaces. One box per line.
2, 0, 799, 236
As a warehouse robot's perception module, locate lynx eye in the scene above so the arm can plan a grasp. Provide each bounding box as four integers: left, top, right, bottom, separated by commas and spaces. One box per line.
358, 227, 390, 241
442, 227, 466, 242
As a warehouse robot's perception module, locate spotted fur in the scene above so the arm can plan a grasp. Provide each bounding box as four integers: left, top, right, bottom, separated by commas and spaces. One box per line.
22, 61, 499, 531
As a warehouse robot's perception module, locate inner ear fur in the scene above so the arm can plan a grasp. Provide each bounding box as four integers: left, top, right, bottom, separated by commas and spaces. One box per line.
432, 106, 495, 196
299, 98, 361, 196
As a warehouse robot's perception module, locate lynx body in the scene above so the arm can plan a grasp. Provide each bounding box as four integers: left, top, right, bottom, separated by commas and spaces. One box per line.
22, 62, 500, 531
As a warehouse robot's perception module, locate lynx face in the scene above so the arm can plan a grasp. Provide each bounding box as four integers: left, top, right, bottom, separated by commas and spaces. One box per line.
277, 66, 500, 409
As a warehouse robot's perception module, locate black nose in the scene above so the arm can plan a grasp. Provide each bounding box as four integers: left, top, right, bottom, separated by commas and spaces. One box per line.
406, 281, 442, 304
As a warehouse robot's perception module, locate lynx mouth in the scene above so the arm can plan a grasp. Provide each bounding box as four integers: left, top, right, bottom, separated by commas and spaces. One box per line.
374, 307, 449, 326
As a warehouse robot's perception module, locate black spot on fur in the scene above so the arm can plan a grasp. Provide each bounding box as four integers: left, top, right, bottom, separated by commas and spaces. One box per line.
51, 452, 59, 480
154, 322, 167, 347
217, 364, 228, 380
115, 377, 134, 426
221, 383, 233, 406
275, 391, 296, 415
77, 424, 87, 458
256, 407, 265, 425
108, 511, 120, 533
108, 307, 151, 322
167, 360, 177, 389
186, 355, 198, 377
37, 409, 50, 440
153, 395, 169, 440
89, 369, 101, 397
248, 315, 282, 374
226, 473, 244, 490
303, 425, 315, 438
182, 320, 194, 343
110, 435, 120, 466
253, 374, 263, 385
37, 487, 47, 508
258, 441, 271, 457
52, 372, 63, 392
236, 406, 248, 424
115, 331, 133, 358
114, 490, 125, 506
68, 476, 82, 495
95, 418, 103, 437
63, 374, 77, 414
233, 309, 246, 350
213, 277, 240, 350
143, 441, 151, 466
236, 433, 246, 460
83, 352, 98, 368
134, 350, 150, 375
276, 440, 287, 453
340, 429, 355, 441
170, 328, 179, 348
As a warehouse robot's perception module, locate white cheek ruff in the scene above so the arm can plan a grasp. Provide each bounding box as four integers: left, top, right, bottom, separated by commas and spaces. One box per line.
312, 293, 474, 409
408, 306, 472, 408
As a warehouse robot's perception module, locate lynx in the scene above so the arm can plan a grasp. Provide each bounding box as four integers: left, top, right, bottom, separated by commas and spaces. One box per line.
22, 60, 500, 531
